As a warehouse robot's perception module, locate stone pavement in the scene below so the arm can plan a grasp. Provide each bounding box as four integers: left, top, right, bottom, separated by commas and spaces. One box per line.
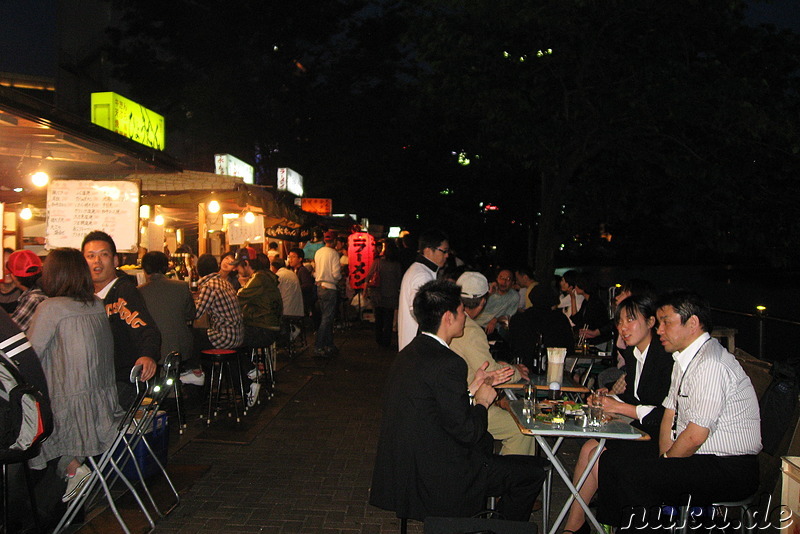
145, 322, 580, 534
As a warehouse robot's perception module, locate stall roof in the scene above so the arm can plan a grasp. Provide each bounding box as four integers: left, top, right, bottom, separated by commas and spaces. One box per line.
0, 84, 181, 202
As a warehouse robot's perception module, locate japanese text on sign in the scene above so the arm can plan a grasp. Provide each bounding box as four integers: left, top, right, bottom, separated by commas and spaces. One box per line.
347, 232, 375, 290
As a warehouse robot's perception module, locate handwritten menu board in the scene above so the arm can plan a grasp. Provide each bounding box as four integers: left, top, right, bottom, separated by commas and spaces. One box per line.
46, 180, 140, 251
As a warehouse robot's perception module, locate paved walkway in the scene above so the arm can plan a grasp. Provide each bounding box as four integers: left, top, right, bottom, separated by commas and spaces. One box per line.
143, 322, 577, 534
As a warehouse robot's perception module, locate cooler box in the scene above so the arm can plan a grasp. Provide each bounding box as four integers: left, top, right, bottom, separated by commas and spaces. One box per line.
118, 411, 169, 480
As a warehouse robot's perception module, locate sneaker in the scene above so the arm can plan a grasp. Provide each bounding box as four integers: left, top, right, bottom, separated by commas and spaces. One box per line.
180, 369, 205, 386
247, 367, 258, 381
62, 464, 92, 502
247, 382, 261, 408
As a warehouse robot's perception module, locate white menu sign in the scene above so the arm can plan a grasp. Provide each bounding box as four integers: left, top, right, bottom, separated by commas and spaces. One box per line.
46, 180, 140, 251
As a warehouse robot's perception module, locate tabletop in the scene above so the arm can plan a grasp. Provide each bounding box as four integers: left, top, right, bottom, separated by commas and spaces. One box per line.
502, 373, 590, 393
507, 399, 650, 440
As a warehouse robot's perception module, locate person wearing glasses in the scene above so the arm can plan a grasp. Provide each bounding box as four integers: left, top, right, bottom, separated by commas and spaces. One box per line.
474, 268, 519, 337
397, 229, 450, 350
596, 291, 761, 531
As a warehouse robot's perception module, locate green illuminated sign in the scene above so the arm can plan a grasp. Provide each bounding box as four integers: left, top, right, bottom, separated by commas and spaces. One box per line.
91, 92, 165, 150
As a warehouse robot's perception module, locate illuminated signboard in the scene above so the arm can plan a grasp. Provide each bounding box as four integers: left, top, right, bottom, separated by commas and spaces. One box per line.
215, 154, 254, 184
277, 167, 304, 196
90, 92, 165, 150
347, 232, 375, 290
301, 198, 332, 216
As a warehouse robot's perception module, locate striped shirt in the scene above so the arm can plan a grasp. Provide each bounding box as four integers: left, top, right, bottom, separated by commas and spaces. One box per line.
663, 334, 762, 456
195, 273, 243, 349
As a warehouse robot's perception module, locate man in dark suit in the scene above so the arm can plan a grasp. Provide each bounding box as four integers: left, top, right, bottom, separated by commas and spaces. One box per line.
370, 279, 547, 523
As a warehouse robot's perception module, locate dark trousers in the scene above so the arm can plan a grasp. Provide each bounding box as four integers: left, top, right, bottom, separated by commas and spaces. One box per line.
597, 453, 759, 530
374, 306, 395, 348
486, 454, 549, 522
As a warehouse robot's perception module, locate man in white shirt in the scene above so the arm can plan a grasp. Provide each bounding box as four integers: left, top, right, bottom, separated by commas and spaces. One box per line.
597, 290, 762, 530
314, 231, 342, 357
397, 229, 450, 350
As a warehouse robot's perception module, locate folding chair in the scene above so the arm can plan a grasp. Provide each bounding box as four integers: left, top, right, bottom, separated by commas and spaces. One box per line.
53, 363, 180, 533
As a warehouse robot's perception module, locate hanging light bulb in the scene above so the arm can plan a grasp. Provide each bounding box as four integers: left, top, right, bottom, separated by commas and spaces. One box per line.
31, 171, 50, 187
208, 200, 220, 213
20, 207, 33, 220
154, 214, 165, 226
244, 211, 256, 224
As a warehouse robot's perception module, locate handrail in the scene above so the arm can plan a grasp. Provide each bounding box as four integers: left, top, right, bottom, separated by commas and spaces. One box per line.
712, 307, 800, 327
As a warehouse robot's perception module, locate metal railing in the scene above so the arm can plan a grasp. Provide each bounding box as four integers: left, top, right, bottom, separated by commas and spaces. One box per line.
711, 307, 800, 360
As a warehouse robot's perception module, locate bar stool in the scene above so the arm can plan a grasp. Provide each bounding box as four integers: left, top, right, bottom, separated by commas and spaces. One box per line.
199, 349, 245, 424
162, 351, 186, 434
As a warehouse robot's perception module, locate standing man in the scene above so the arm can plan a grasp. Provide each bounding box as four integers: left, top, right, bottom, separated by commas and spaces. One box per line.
597, 290, 762, 530
6, 249, 47, 331
397, 229, 449, 350
314, 230, 342, 357
474, 268, 519, 336
287, 247, 315, 316
82, 230, 161, 407
370, 279, 546, 522
450, 272, 535, 456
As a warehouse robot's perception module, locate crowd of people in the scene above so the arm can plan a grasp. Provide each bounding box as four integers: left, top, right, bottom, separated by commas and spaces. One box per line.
0, 226, 765, 533
368, 229, 763, 533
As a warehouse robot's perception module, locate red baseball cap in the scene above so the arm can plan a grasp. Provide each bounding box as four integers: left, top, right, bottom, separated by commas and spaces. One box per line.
6, 250, 42, 278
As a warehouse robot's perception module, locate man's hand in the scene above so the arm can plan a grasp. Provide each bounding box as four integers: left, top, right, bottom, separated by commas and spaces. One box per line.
474, 380, 497, 408
485, 317, 498, 335
475, 361, 513, 387
579, 328, 600, 339
135, 356, 157, 381
514, 364, 530, 381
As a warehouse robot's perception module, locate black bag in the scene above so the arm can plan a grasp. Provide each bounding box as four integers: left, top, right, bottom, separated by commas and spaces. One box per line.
0, 350, 53, 451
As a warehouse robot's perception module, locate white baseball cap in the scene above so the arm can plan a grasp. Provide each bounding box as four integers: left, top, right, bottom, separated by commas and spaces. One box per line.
457, 271, 489, 299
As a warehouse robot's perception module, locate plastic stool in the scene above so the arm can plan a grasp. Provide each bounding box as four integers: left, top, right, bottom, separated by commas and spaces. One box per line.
200, 349, 245, 424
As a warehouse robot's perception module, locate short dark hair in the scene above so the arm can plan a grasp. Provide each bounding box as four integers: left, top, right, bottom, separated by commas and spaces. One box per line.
574, 272, 596, 295
561, 269, 579, 288
271, 258, 286, 270
460, 295, 486, 310
41, 248, 95, 303
197, 254, 219, 277
15, 273, 41, 290
656, 290, 713, 333
412, 279, 461, 334
81, 230, 117, 256
268, 242, 279, 250
141, 251, 169, 275
418, 229, 449, 253
619, 278, 656, 300
288, 247, 305, 259
250, 253, 269, 272
614, 294, 657, 325
515, 265, 535, 280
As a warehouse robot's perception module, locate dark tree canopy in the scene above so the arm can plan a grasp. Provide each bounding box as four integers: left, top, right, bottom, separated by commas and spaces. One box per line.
107, 0, 800, 273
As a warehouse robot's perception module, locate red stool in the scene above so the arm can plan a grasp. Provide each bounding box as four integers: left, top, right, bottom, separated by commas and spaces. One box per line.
200, 349, 245, 424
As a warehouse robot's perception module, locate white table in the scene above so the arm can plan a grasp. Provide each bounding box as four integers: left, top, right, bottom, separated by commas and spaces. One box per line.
507, 399, 649, 534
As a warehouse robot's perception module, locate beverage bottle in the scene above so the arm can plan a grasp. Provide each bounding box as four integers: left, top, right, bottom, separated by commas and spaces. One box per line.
178, 255, 189, 280
190, 262, 199, 291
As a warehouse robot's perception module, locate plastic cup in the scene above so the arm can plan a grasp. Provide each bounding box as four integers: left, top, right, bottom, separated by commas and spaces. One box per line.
546, 347, 567, 385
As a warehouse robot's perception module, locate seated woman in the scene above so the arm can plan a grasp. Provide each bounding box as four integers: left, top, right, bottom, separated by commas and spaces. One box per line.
562, 294, 673, 534
28, 248, 122, 503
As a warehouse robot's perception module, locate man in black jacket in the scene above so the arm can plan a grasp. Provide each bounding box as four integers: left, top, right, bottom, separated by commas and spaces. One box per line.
82, 231, 161, 408
370, 279, 547, 522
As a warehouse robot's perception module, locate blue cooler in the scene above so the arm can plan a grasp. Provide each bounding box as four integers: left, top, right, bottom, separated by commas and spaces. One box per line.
119, 411, 169, 479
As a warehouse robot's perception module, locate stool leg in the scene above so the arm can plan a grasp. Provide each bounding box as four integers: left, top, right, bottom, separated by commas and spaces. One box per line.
207, 361, 219, 424
223, 360, 240, 423
267, 343, 276, 398
235, 351, 247, 415
173, 379, 186, 434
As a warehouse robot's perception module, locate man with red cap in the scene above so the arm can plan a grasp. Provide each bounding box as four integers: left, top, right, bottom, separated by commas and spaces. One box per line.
7, 249, 47, 331
314, 230, 342, 357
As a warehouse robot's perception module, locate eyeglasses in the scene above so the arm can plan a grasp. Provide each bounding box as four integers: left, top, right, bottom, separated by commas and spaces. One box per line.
436, 248, 450, 254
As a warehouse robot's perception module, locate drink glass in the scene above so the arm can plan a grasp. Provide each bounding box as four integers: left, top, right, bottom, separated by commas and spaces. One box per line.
523, 384, 536, 415
590, 391, 606, 427
546, 347, 567, 386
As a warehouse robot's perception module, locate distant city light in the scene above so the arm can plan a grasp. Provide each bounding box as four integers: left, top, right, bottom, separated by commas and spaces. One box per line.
457, 151, 470, 166
440, 188, 454, 195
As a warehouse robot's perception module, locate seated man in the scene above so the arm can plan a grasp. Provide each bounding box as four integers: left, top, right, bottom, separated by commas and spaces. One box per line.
474, 268, 518, 336
597, 290, 762, 530
509, 283, 575, 372
370, 279, 547, 523
450, 271, 536, 456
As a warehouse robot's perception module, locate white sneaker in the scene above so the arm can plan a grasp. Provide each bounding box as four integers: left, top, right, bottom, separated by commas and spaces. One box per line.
180, 370, 205, 386
247, 367, 258, 381
62, 464, 92, 502
248, 383, 261, 408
